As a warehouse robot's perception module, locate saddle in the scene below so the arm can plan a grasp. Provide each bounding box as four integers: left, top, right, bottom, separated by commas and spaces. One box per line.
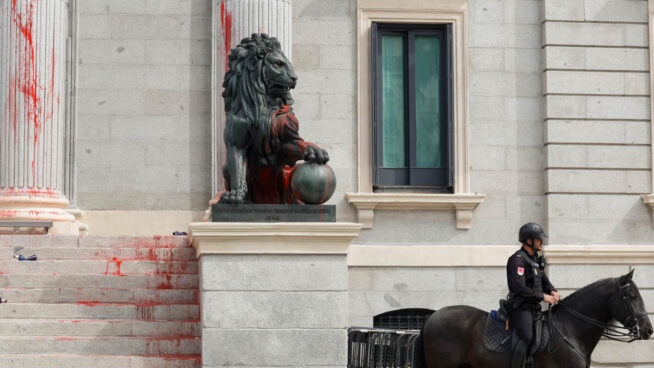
483, 300, 550, 359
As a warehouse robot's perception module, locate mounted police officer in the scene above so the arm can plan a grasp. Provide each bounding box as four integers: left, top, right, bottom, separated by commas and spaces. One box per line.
507, 223, 561, 368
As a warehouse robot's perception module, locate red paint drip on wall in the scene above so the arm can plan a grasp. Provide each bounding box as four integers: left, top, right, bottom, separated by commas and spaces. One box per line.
221, 0, 232, 72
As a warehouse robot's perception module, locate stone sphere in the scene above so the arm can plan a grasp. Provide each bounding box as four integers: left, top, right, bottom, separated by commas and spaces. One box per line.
291, 163, 337, 204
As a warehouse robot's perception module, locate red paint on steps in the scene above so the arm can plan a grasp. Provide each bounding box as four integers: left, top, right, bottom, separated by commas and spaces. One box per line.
104, 257, 124, 276
157, 275, 174, 289
1, 235, 200, 361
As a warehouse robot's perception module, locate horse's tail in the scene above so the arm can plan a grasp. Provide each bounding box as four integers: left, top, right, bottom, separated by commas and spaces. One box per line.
412, 326, 427, 368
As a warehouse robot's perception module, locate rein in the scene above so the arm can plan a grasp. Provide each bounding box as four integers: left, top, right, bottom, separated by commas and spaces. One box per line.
558, 302, 644, 342
547, 282, 645, 358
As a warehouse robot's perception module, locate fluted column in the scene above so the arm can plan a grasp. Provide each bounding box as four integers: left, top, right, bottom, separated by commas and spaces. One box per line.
211, 0, 293, 198
0, 0, 76, 233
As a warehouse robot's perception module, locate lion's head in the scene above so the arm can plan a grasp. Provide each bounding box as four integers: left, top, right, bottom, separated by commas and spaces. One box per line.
222, 33, 297, 124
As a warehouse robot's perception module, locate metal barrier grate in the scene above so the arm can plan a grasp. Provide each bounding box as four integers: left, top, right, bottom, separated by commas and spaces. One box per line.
348, 328, 420, 368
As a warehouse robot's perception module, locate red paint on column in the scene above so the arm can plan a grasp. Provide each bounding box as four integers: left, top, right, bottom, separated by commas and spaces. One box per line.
7, 78, 18, 141
9, 0, 59, 184
221, 0, 232, 72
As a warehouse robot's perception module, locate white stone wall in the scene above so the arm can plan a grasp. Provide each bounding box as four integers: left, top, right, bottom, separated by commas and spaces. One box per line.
291, 0, 358, 221
355, 0, 547, 244
76, 0, 213, 211
543, 0, 653, 244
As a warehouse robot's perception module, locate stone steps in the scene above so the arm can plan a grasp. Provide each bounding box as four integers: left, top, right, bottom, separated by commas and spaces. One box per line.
0, 287, 199, 304
0, 235, 200, 365
0, 235, 190, 249
0, 319, 200, 337
0, 335, 201, 355
0, 354, 202, 368
0, 260, 198, 274
0, 303, 199, 320
0, 274, 198, 289
0, 247, 197, 261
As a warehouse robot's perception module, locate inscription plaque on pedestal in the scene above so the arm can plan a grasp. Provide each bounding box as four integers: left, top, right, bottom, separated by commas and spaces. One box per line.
211, 204, 336, 223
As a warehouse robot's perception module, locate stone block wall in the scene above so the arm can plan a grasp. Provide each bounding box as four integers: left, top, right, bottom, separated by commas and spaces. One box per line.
201, 254, 348, 367
292, 0, 358, 222
76, 0, 213, 211
543, 0, 653, 244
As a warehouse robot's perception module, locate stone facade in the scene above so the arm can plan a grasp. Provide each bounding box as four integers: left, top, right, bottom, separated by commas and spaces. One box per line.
76, 0, 213, 212
1, 0, 654, 366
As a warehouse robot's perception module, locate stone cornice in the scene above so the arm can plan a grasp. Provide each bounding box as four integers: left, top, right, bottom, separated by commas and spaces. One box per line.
188, 222, 362, 257
345, 192, 486, 230
348, 244, 654, 267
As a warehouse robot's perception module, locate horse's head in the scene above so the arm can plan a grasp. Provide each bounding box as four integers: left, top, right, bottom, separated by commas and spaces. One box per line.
610, 270, 652, 340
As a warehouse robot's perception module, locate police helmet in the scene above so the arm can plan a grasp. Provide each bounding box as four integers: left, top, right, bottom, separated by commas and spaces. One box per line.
519, 222, 548, 244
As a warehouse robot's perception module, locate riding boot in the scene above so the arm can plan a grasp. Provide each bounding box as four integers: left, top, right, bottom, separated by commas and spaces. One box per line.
510, 339, 528, 368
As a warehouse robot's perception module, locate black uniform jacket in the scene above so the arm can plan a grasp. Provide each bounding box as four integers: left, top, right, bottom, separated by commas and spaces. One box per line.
506, 248, 557, 305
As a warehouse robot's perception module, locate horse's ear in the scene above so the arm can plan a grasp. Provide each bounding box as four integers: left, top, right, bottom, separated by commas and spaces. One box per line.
619, 269, 635, 286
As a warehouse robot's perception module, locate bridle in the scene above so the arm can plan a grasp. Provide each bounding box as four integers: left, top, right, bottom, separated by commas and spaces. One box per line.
547, 281, 647, 357
558, 281, 646, 342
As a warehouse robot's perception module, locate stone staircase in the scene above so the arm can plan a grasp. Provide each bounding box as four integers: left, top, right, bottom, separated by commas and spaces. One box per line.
0, 235, 201, 367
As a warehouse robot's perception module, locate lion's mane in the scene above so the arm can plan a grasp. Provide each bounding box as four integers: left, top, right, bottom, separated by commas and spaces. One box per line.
222, 34, 290, 136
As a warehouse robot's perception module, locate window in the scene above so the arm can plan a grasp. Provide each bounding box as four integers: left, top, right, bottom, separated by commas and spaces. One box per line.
347, 3, 486, 230
372, 24, 453, 190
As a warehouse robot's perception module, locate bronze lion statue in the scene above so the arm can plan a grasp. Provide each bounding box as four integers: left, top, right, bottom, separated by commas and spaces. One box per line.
220, 33, 331, 204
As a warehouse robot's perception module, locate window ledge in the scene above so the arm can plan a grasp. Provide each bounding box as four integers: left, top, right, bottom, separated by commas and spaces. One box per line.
643, 194, 654, 227
345, 192, 486, 230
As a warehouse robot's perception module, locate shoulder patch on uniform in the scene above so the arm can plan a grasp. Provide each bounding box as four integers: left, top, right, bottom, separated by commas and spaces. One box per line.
517, 267, 525, 276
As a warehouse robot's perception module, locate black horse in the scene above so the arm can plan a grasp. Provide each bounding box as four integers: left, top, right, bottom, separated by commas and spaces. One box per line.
414, 270, 652, 367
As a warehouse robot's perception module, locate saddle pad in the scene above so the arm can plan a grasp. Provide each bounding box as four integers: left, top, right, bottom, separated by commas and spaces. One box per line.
482, 314, 552, 356
483, 314, 513, 354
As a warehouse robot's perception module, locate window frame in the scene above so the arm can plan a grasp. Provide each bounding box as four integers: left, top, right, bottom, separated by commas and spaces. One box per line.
371, 23, 454, 190
347, 2, 486, 230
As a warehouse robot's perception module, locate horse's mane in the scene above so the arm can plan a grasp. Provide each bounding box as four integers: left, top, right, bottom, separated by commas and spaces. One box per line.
555, 277, 616, 311
222, 33, 283, 127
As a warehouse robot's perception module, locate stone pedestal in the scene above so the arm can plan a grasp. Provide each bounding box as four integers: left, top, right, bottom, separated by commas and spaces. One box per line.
211, 0, 293, 197
188, 222, 361, 367
0, 0, 76, 234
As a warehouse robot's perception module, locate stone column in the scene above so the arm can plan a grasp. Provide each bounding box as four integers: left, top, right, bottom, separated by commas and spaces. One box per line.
211, 0, 293, 197
0, 0, 76, 233
189, 222, 362, 368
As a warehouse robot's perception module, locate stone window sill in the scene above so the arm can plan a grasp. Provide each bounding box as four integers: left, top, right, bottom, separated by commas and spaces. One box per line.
643, 194, 654, 227
345, 192, 486, 230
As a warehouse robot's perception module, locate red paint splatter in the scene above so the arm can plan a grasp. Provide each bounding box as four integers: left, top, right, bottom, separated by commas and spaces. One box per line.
221, 0, 232, 72
76, 301, 102, 307
104, 257, 124, 276
7, 0, 60, 184
157, 275, 173, 290
7, 78, 18, 141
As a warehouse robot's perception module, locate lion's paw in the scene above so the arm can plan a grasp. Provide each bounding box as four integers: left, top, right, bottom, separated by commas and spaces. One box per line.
219, 190, 249, 204
304, 146, 330, 165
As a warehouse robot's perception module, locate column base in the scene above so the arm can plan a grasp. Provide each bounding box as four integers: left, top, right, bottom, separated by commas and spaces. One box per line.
0, 191, 78, 235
